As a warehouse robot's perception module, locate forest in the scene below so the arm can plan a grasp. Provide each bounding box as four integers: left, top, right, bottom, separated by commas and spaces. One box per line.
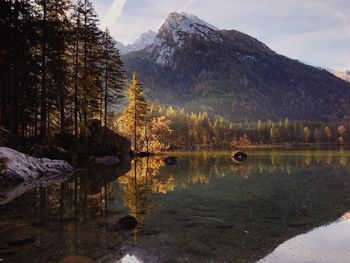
0, 0, 124, 138
0, 0, 348, 154
149, 105, 349, 149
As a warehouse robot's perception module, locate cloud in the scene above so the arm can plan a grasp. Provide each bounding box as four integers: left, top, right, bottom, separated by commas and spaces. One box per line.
107, 0, 192, 44
179, 0, 197, 12
101, 0, 128, 29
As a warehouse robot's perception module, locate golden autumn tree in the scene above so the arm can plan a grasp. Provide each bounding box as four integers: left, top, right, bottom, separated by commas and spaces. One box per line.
303, 126, 311, 143
119, 73, 149, 151
324, 126, 332, 143
144, 116, 172, 153
338, 125, 346, 143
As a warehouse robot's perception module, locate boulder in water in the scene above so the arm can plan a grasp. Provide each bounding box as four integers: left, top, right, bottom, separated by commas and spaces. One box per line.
118, 215, 138, 230
232, 151, 248, 162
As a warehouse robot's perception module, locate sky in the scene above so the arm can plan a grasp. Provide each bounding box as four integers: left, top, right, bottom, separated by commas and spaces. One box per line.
92, 0, 350, 71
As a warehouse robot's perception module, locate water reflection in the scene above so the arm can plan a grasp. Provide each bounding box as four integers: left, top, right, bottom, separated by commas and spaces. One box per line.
0, 164, 130, 263
118, 158, 174, 218
1, 151, 350, 263
116, 151, 350, 262
119, 150, 350, 202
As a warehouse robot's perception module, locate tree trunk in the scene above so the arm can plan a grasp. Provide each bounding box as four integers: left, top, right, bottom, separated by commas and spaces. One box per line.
74, 21, 79, 136
40, 0, 47, 138
59, 81, 65, 134
134, 97, 137, 152
104, 56, 108, 128
145, 123, 149, 152
83, 0, 88, 128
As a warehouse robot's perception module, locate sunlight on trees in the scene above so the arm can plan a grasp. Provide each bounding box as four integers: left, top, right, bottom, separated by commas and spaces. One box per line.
118, 73, 149, 151
338, 125, 346, 144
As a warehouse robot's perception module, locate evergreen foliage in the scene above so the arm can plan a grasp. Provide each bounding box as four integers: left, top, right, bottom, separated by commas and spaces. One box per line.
0, 0, 125, 143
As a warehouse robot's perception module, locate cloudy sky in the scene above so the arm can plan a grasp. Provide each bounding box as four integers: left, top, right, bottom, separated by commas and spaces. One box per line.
92, 0, 350, 71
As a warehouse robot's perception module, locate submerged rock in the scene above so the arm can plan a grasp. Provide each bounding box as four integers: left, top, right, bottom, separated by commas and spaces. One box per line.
0, 147, 74, 182
118, 215, 138, 231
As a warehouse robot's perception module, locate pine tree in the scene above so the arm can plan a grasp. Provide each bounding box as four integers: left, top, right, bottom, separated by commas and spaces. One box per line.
101, 28, 125, 128
70, 5, 82, 135
0, 0, 130, 143
119, 73, 149, 151
303, 126, 311, 143
0, 0, 39, 136
38, 0, 48, 137
46, 0, 72, 134
78, 0, 101, 126
70, 0, 102, 136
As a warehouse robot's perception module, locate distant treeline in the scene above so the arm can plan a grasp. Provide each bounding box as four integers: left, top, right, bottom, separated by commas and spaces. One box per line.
151, 105, 349, 149
0, 0, 124, 138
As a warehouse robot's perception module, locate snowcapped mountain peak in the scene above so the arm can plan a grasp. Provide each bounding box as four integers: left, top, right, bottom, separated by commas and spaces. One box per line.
133, 30, 157, 49
158, 12, 218, 44
118, 30, 156, 55
118, 12, 218, 59
150, 12, 219, 65
165, 12, 218, 31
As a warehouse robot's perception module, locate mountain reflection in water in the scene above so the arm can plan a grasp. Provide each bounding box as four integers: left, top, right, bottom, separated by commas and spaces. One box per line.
1, 150, 350, 263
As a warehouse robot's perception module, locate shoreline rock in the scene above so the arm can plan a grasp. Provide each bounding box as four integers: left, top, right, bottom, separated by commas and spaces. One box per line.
0, 147, 74, 182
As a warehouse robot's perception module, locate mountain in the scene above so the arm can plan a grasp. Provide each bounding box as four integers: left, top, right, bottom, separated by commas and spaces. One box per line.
122, 12, 350, 122
116, 41, 127, 53
118, 31, 157, 55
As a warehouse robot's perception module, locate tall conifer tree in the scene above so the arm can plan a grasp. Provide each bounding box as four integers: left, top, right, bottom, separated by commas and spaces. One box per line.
119, 73, 149, 151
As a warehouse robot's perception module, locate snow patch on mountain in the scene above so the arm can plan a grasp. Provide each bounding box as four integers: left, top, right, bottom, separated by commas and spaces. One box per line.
158, 12, 218, 43
132, 30, 157, 50
150, 12, 219, 66
118, 31, 157, 55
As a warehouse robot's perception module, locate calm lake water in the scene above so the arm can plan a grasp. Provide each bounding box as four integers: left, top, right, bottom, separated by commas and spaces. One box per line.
1, 150, 350, 263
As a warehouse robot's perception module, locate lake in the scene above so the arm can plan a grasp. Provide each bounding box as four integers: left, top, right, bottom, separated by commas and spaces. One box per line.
1, 150, 350, 263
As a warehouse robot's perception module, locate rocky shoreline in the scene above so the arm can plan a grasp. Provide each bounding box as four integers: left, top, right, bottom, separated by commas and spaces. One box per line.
0, 147, 74, 183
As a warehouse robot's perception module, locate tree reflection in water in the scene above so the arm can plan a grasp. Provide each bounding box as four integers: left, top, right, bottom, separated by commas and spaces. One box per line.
118, 158, 175, 231
1, 150, 350, 262
120, 150, 350, 204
